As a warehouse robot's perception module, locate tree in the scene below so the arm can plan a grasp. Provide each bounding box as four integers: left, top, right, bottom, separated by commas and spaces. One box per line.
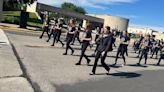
61, 2, 86, 14
75, 6, 86, 14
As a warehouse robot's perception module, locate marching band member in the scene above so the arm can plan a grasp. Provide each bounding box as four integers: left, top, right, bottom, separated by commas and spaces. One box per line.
63, 19, 76, 55
137, 35, 152, 65
114, 30, 130, 66
90, 26, 113, 75
75, 24, 92, 65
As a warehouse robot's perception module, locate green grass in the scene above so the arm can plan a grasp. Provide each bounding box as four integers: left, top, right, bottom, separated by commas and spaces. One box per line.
27, 21, 42, 28
2, 11, 43, 28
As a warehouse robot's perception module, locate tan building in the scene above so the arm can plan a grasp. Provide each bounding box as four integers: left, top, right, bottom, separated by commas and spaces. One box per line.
152, 32, 164, 40
128, 27, 154, 35
83, 14, 129, 31
128, 26, 164, 39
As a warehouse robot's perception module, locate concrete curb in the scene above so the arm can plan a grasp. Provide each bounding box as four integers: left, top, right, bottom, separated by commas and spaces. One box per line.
0, 29, 10, 44
0, 29, 35, 92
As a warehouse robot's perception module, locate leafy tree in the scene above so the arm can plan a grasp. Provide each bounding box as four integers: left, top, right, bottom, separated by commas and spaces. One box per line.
61, 2, 86, 14
75, 6, 86, 14
3, 0, 21, 11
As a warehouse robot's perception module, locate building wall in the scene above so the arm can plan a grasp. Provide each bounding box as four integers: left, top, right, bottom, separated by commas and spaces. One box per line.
26, 1, 37, 13
103, 16, 129, 31
128, 27, 153, 35
83, 14, 129, 31
152, 32, 164, 40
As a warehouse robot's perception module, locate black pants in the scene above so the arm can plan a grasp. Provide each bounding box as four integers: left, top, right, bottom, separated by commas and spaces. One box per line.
40, 28, 49, 39
78, 42, 90, 64
95, 35, 99, 41
65, 36, 74, 54
92, 51, 109, 74
51, 31, 59, 46
134, 43, 140, 53
113, 39, 116, 47
56, 31, 64, 46
157, 54, 164, 65
51, 31, 64, 46
47, 29, 55, 41
138, 49, 148, 64
137, 48, 142, 57
151, 48, 159, 58
125, 46, 128, 56
71, 33, 81, 44
94, 44, 100, 54
115, 46, 126, 65
150, 47, 153, 54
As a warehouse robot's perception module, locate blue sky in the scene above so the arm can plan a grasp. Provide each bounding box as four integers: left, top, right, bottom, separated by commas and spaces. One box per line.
38, 0, 164, 32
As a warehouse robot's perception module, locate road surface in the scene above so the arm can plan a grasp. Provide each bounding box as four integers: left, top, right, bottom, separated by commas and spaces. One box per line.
4, 29, 164, 92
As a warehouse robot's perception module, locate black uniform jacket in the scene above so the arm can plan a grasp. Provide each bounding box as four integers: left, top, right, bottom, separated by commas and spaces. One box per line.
98, 33, 113, 52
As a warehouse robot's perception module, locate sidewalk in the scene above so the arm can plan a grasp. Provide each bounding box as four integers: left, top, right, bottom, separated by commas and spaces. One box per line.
0, 23, 41, 34
0, 29, 34, 92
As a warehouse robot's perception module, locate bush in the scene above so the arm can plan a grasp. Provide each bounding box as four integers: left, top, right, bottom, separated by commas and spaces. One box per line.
2, 11, 43, 28
2, 16, 20, 24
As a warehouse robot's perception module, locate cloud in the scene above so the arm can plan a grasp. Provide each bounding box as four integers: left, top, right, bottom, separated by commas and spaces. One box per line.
38, 0, 138, 9
130, 24, 164, 32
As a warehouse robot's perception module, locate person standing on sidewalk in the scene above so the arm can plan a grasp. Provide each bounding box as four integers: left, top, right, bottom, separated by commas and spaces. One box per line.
90, 26, 113, 75
63, 19, 76, 55
75, 24, 92, 65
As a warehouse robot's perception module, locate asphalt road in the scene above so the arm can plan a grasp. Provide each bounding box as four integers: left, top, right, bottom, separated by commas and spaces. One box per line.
56, 70, 164, 92
4, 30, 164, 92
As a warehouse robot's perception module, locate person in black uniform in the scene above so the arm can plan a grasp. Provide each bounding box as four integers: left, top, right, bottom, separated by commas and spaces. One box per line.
39, 15, 50, 39
63, 19, 76, 55
71, 26, 81, 45
112, 30, 117, 48
51, 18, 64, 47
151, 40, 160, 59
56, 18, 65, 46
46, 18, 58, 42
114, 30, 130, 66
91, 27, 102, 56
125, 33, 130, 56
133, 39, 140, 53
75, 24, 92, 65
137, 35, 151, 65
136, 34, 144, 57
95, 27, 101, 42
90, 26, 113, 75
157, 41, 164, 65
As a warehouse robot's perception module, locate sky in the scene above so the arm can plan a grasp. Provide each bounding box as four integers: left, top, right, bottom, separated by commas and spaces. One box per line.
38, 0, 164, 32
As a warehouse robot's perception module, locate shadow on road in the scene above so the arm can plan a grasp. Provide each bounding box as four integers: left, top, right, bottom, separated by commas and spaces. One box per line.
88, 64, 122, 68
109, 71, 142, 78
128, 64, 148, 68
